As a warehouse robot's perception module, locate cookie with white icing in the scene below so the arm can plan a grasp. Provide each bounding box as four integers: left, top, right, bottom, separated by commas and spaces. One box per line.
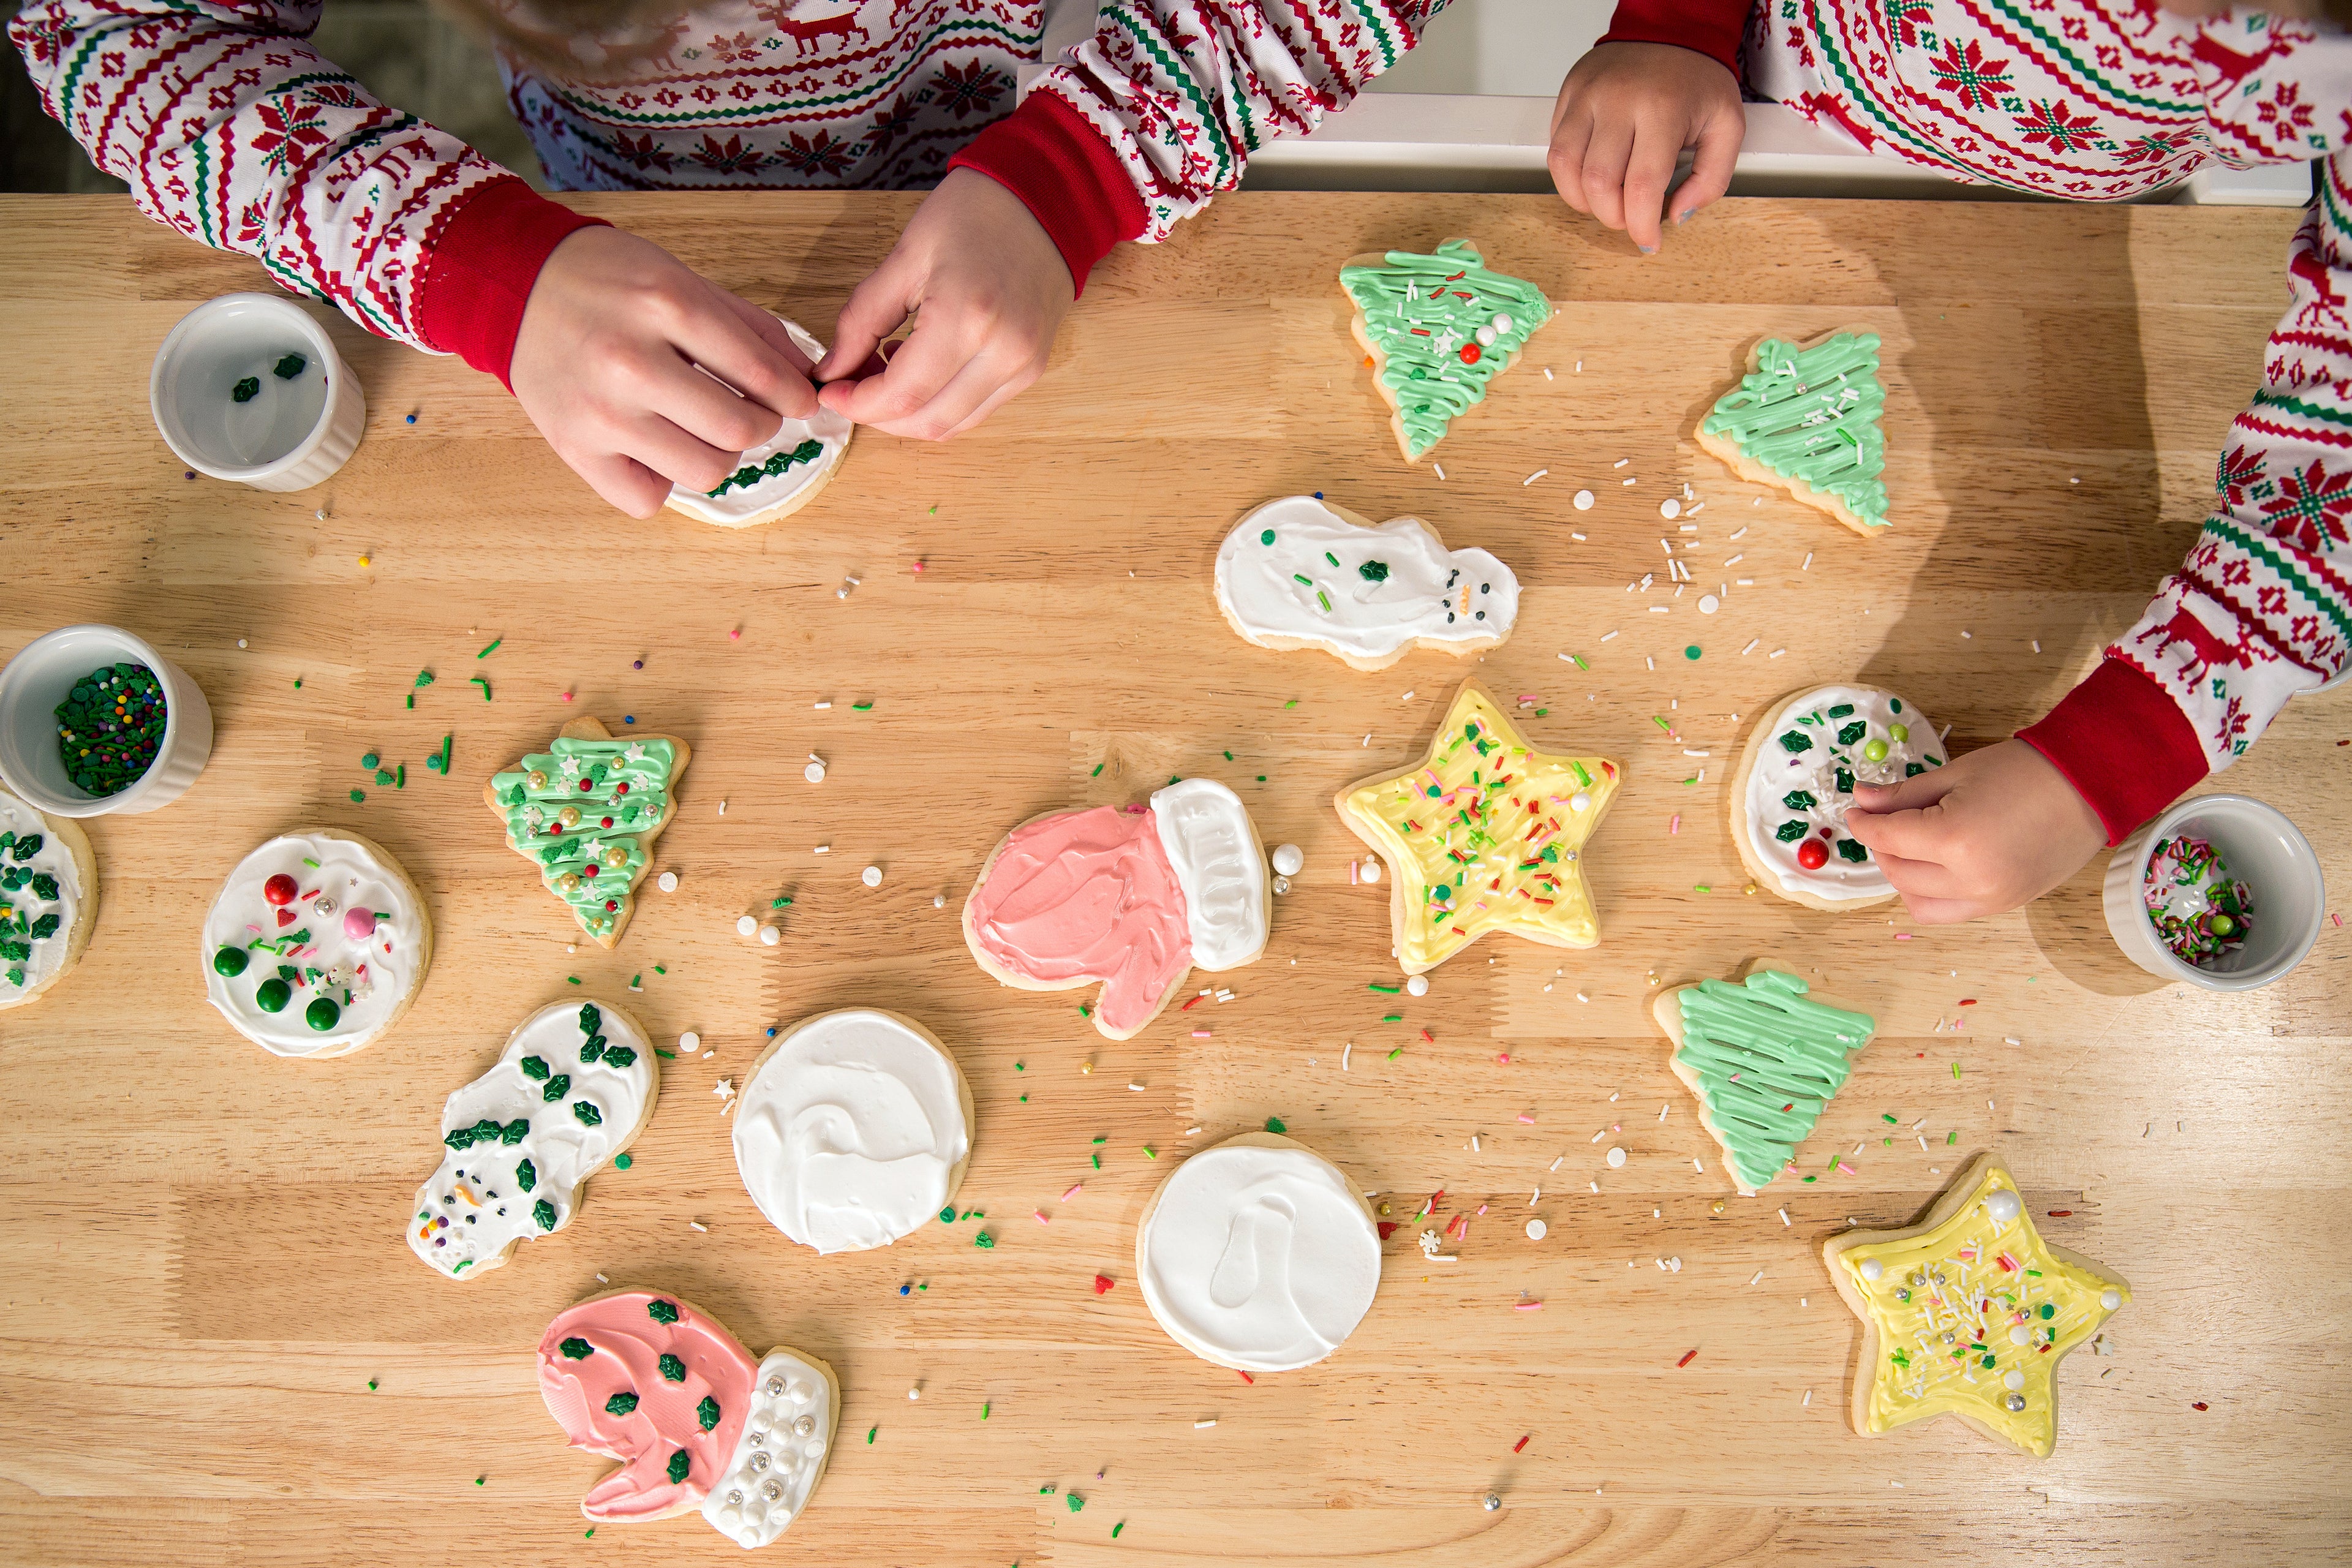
1214, 496, 1520, 671
664, 317, 853, 528
485, 715, 689, 948
537, 1287, 840, 1544
408, 997, 657, 1280
0, 787, 97, 1010
733, 1008, 973, 1254
1731, 684, 1946, 911
963, 777, 1270, 1041
201, 827, 431, 1057
1136, 1131, 1381, 1373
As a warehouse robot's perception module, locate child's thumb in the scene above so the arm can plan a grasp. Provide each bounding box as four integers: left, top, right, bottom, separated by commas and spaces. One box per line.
817, 251, 921, 383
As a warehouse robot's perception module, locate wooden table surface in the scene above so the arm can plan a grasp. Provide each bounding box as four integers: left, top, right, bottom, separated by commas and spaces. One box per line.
2, 190, 2347, 1567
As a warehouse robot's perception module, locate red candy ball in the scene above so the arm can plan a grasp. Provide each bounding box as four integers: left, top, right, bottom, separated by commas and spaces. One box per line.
263, 873, 298, 906
600, 816, 614, 829
604, 899, 618, 912
614, 783, 629, 795
1796, 838, 1830, 870
1459, 341, 1482, 365
578, 778, 594, 791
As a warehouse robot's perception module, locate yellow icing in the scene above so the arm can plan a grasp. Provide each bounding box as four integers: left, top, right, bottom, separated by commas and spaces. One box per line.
1336, 682, 1618, 970
1833, 1162, 2128, 1458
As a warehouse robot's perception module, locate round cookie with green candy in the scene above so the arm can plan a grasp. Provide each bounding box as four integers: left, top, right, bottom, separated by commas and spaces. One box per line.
0, 786, 98, 1011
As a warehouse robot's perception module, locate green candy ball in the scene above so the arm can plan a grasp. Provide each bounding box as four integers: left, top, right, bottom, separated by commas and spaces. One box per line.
305, 995, 342, 1032
212, 945, 249, 978
1888, 723, 1909, 744
2209, 914, 2237, 937
1863, 739, 1890, 763
254, 977, 292, 1014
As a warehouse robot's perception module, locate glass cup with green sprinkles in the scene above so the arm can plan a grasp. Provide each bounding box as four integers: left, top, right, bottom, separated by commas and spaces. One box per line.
149, 293, 366, 491
0, 624, 214, 816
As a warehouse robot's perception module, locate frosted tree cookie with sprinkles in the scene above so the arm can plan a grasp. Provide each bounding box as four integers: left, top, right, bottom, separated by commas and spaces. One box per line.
733, 1009, 973, 1255
537, 1287, 840, 1545
965, 777, 1270, 1041
1654, 970, 1875, 1196
1213, 495, 1520, 671
1340, 239, 1551, 463
408, 998, 657, 1280
1336, 679, 1618, 975
1825, 1153, 2129, 1458
201, 827, 431, 1058
663, 317, 853, 528
1136, 1132, 1381, 1374
0, 787, 96, 1010
486, 716, 688, 947
1732, 683, 1944, 912
1697, 331, 1890, 537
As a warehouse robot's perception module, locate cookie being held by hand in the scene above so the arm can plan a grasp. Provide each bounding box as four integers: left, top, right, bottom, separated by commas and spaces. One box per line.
1732, 683, 1945, 911
663, 315, 853, 528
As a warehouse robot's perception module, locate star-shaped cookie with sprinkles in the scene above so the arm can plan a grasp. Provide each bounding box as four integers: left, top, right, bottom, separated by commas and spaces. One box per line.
1824, 1153, 2130, 1458
1334, 680, 1618, 975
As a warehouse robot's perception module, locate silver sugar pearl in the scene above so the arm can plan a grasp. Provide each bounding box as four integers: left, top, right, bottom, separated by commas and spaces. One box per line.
766, 1376, 785, 1396
792, 1414, 816, 1437
2005, 1393, 2027, 1412
750, 1450, 771, 1471
1272, 875, 1291, 895
749, 1430, 765, 1446
312, 895, 336, 918
727, 1489, 743, 1506
1482, 1494, 1501, 1512
763, 1479, 784, 1502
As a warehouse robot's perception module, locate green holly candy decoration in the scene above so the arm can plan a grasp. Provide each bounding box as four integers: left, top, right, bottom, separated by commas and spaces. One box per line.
696, 1396, 720, 1431
516, 1157, 537, 1193
560, 1337, 594, 1360
646, 1299, 679, 1324
605, 1392, 639, 1416
533, 1198, 557, 1231
666, 1449, 692, 1485
543, 1073, 571, 1102
658, 1353, 686, 1382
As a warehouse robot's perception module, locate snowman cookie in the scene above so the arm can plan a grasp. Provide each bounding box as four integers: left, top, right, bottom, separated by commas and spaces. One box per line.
201, 827, 431, 1057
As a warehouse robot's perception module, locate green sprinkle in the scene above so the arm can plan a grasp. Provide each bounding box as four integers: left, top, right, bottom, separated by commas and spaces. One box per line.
1014, 1061, 1025, 1071
585, 1530, 594, 1539
1284, 699, 1298, 709
475, 1476, 484, 1487
974, 1231, 994, 1249
1317, 589, 1333, 613
1091, 1153, 1099, 1169
1382, 1013, 1402, 1023
362, 752, 379, 769
568, 976, 581, 986
1951, 1061, 1962, 1079
415, 670, 434, 687
655, 1047, 676, 1058
940, 1207, 957, 1223
1536, 708, 1549, 717
1947, 1130, 1958, 1144
1169, 775, 1182, 785
405, 693, 412, 708
1694, 883, 1711, 893
614, 1153, 631, 1170
470, 676, 491, 700
1388, 1047, 1403, 1059
772, 895, 790, 908
853, 701, 874, 711
1223, 750, 1234, 760
1143, 1145, 1156, 1158
1368, 982, 1401, 994
293, 678, 301, 689
655, 965, 666, 974
1882, 1114, 1898, 1124
867, 1425, 877, 1444
1570, 654, 1588, 670
1685, 645, 1702, 660
368, 1379, 377, 1390
982, 1402, 990, 1419
476, 638, 500, 658
1079, 1004, 1091, 1018
349, 789, 364, 803
1293, 573, 1314, 586
1091, 763, 1103, 776
1091, 1136, 1107, 1144
1264, 1116, 1286, 1134
1653, 715, 1673, 731
1113, 1523, 1125, 1539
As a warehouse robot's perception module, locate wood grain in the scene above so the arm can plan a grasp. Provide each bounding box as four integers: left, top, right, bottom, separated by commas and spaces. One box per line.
1, 190, 2347, 1566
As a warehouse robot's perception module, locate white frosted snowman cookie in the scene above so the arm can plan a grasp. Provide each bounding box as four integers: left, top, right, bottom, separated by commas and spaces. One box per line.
1732, 683, 1947, 911
1135, 1131, 1381, 1373
0, 786, 97, 1009
409, 998, 657, 1280
202, 827, 431, 1057
664, 317, 853, 527
733, 1008, 973, 1254
1214, 496, 1520, 671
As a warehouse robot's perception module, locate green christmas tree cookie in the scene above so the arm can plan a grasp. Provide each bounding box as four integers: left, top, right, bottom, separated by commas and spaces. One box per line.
1340, 238, 1551, 462
1654, 970, 1876, 1194
1697, 330, 1890, 535
485, 717, 689, 947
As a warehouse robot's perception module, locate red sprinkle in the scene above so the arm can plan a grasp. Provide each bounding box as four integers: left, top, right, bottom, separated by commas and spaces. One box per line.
1420, 1029, 1434, 1043
1676, 1349, 1698, 1368
1181, 993, 1204, 1011
1093, 1274, 1115, 1295
2047, 1209, 2073, 1217
1959, 998, 1977, 1006
1238, 1371, 1254, 1385
1512, 1435, 1530, 1453
2193, 1401, 2209, 1410
1377, 1221, 1399, 1240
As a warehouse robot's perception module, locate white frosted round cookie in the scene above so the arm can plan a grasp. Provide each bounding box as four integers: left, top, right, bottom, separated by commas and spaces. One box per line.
201, 828, 432, 1057
0, 786, 97, 1009
1136, 1132, 1381, 1373
408, 998, 657, 1280
664, 317, 853, 527
1214, 496, 1519, 671
1733, 684, 1948, 911
733, 1008, 974, 1254
701, 1347, 841, 1548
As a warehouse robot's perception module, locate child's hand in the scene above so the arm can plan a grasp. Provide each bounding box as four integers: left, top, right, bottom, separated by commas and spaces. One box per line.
510, 226, 818, 517
1841, 740, 2108, 923
813, 167, 1073, 439
1548, 42, 1744, 254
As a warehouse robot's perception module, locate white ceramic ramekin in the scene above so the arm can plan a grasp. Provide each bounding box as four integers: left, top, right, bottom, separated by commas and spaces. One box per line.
2103, 793, 2323, 991
150, 292, 365, 491
0, 625, 214, 816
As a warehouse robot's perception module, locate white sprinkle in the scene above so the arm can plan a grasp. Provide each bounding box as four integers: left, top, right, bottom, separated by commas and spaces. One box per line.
689, 1221, 707, 1232
1614, 458, 1629, 469
736, 915, 756, 937
1128, 1082, 1145, 1091
679, 1030, 701, 1052
1342, 1042, 1352, 1071
1524, 469, 1549, 486
814, 845, 830, 854
1471, 1135, 1480, 1152
1742, 638, 1760, 655
1433, 462, 1447, 480
1661, 498, 1681, 519
1689, 502, 1704, 515
1961, 630, 1973, 640
1590, 1181, 1599, 1193
1600, 630, 1619, 641
236, 638, 248, 649
1544, 367, 1554, 381
658, 871, 678, 892
1698, 594, 1720, 614
1623, 477, 1638, 487
1736, 579, 1754, 586
717, 800, 726, 815
1749, 1268, 1765, 1285
1677, 522, 1695, 533
933, 894, 945, 908
1803, 1389, 1813, 1406
595, 1273, 608, 1283
1694, 1158, 1705, 1173
1659, 1103, 1670, 1121
1571, 531, 1587, 540
1195, 1419, 1218, 1429
2032, 640, 2042, 653
1575, 360, 1583, 372
1683, 748, 1708, 757
1779, 1208, 1790, 1226
1401, 689, 1415, 700
1661, 538, 1673, 557
1724, 553, 1743, 565
1646, 656, 1655, 671
1573, 490, 1594, 511
760, 925, 780, 946
1770, 648, 1787, 658
2070, 476, 2079, 484
1606, 1147, 1626, 1168
814, 701, 831, 709
1801, 552, 1814, 570
1185, 1127, 1202, 1136
1649, 606, 1670, 614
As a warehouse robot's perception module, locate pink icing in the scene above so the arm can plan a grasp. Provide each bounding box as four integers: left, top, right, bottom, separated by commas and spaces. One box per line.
965, 804, 1193, 1034
536, 1291, 756, 1522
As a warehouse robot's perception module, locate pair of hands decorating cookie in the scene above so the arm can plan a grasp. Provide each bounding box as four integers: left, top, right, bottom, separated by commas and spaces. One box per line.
510, 168, 1070, 518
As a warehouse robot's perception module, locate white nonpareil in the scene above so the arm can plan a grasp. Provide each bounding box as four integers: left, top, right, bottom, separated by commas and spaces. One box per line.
733, 1010, 970, 1254
701, 1349, 834, 1548
1214, 497, 1519, 665
1149, 778, 1269, 971
1139, 1140, 1380, 1373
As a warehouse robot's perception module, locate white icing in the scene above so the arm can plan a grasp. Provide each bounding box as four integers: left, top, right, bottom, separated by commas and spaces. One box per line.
407, 999, 653, 1278
1138, 1140, 1380, 1373
1743, 685, 1945, 903
666, 317, 853, 524
1148, 778, 1268, 972
201, 832, 426, 1057
701, 1351, 832, 1548
0, 788, 81, 999
1214, 497, 1519, 662
733, 1010, 970, 1254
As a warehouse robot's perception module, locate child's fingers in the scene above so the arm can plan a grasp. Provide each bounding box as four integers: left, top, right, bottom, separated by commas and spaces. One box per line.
650, 361, 784, 460
1547, 108, 1598, 217
618, 413, 747, 498
941, 371, 1037, 440
1671, 108, 1743, 223
818, 251, 920, 383
1620, 124, 1684, 252
714, 290, 819, 377
905, 344, 1043, 442
816, 317, 973, 431
671, 297, 818, 423
1893, 891, 1983, 926
1577, 119, 1637, 234
1839, 799, 1954, 866
564, 450, 675, 520
1865, 842, 1968, 902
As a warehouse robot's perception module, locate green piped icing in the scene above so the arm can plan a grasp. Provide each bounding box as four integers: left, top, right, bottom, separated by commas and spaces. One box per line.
1702, 333, 1889, 527
1674, 971, 1875, 1192
490, 736, 678, 940
1339, 239, 1551, 459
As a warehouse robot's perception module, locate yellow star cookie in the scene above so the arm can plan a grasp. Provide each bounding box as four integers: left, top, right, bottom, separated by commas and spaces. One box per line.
1334, 679, 1618, 974
1823, 1153, 2129, 1458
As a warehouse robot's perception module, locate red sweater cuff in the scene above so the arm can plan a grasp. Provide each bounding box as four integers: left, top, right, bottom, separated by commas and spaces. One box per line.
1599, 0, 1749, 77
2017, 658, 2210, 846
416, 177, 609, 390
948, 92, 1146, 297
